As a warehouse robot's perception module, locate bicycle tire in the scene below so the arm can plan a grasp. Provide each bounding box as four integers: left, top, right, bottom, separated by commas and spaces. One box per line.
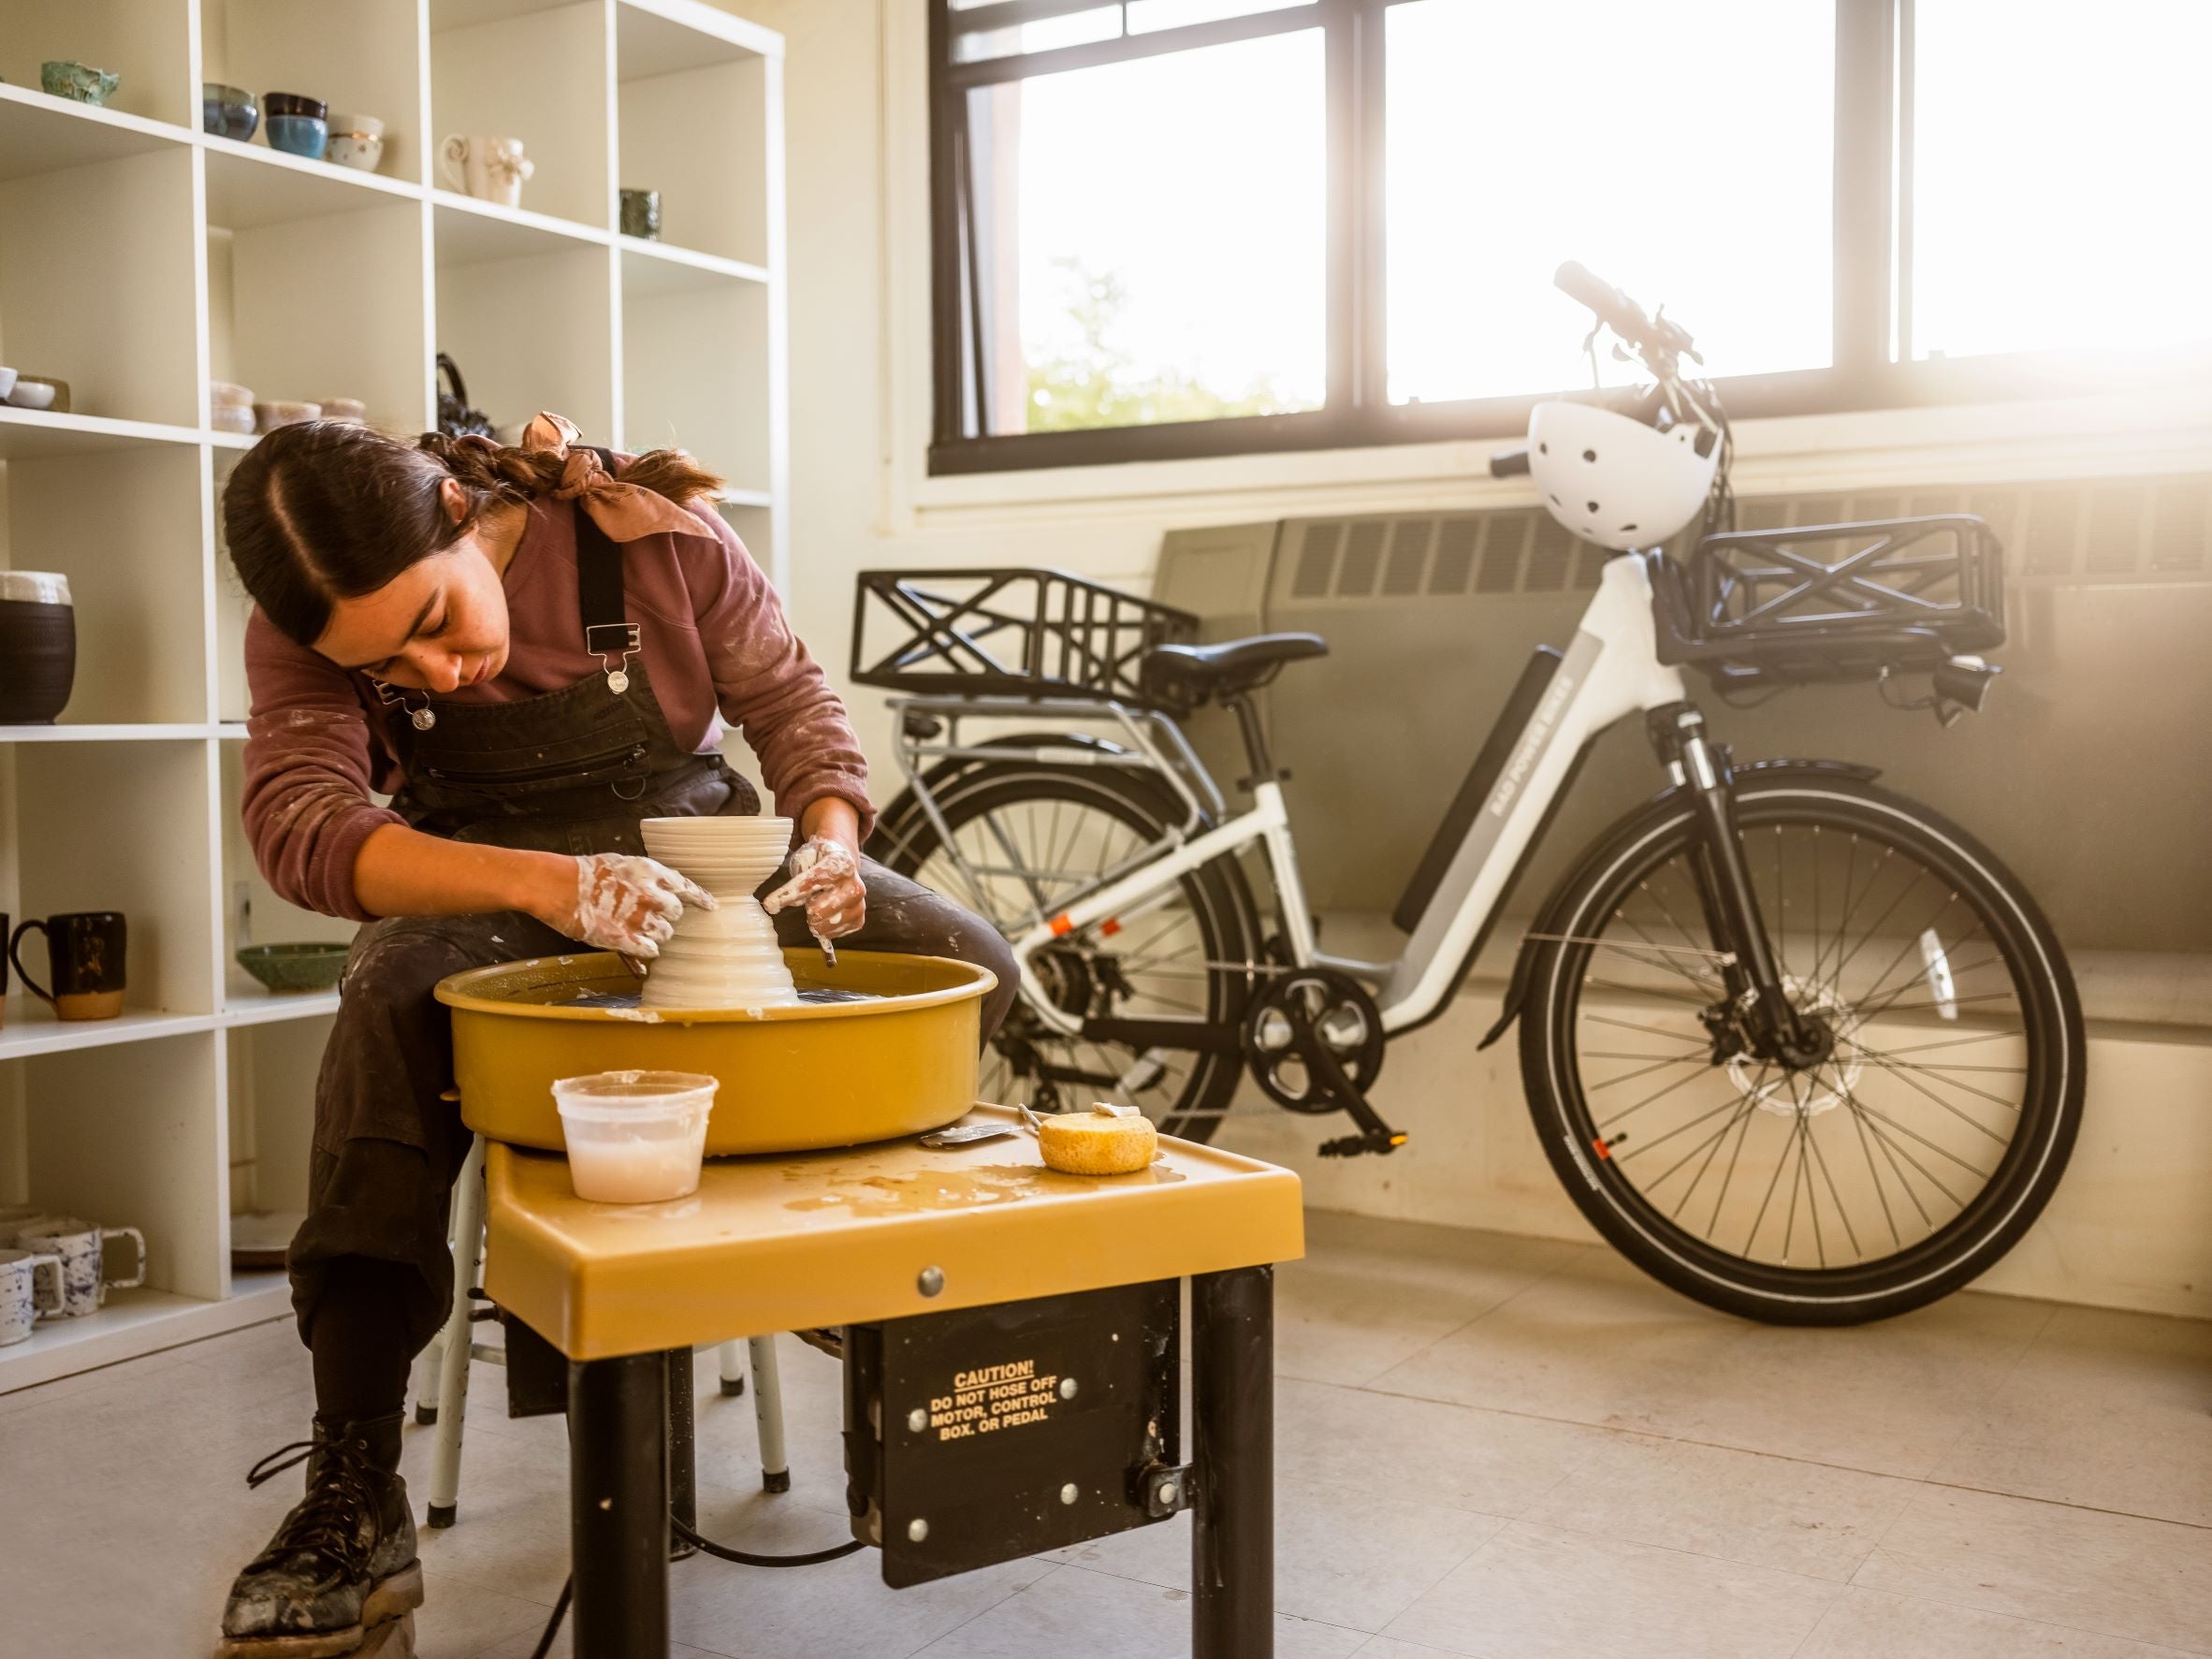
877, 761, 1257, 1142
1519, 772, 2083, 1325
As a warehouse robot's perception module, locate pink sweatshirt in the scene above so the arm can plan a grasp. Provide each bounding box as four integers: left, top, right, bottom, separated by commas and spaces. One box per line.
240, 494, 870, 921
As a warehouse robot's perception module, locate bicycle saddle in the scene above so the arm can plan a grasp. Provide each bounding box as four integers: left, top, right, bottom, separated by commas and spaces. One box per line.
1139, 633, 1329, 706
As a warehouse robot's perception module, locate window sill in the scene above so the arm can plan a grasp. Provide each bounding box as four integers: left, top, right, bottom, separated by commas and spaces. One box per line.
896, 386, 2212, 535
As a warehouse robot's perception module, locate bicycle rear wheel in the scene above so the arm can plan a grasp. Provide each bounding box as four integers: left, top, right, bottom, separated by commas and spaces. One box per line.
1519, 772, 2083, 1324
877, 762, 1256, 1142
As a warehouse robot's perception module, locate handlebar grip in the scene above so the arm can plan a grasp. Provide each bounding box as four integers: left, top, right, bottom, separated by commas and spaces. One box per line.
1554, 260, 1652, 342
1489, 448, 1532, 478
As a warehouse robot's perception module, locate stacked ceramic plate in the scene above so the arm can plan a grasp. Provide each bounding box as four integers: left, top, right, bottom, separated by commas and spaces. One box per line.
637, 816, 798, 1011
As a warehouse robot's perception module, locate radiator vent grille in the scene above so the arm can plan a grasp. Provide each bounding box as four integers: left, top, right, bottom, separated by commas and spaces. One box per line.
1275, 474, 2209, 605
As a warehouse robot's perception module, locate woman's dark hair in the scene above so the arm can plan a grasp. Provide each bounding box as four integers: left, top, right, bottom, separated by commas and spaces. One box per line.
223, 421, 723, 647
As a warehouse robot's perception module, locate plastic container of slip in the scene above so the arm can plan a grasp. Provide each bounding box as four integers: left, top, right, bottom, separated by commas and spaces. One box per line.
552, 1070, 719, 1202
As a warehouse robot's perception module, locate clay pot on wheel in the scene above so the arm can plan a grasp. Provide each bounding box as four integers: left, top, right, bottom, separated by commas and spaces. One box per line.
0, 572, 76, 725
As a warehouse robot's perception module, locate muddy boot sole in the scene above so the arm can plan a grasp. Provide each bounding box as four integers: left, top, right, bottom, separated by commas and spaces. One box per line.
214, 1564, 425, 1659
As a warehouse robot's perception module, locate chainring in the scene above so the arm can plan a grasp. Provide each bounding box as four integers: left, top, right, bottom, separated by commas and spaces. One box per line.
1242, 968, 1386, 1113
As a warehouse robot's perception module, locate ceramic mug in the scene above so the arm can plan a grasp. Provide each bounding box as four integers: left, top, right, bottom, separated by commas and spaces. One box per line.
8, 1215, 146, 1318
0, 910, 8, 1029
9, 911, 127, 1021
327, 112, 385, 173
0, 1248, 65, 1346
441, 135, 534, 208
619, 187, 661, 240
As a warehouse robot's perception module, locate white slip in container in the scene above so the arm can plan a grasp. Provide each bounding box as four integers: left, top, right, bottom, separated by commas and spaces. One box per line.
552, 1070, 719, 1203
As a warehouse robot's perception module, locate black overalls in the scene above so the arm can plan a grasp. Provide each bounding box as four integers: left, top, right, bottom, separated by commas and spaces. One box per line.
286, 497, 1016, 1354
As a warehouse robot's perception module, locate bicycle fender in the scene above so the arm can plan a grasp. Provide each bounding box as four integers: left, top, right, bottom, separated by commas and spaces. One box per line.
1475, 756, 1884, 1050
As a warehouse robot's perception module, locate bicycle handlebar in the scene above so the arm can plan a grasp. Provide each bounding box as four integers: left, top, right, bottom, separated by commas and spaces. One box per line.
1554, 260, 1657, 350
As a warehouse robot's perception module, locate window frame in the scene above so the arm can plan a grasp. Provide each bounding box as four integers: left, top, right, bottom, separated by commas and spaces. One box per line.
926, 0, 2202, 476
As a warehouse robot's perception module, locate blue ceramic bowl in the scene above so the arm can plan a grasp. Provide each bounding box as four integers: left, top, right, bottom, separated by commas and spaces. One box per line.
267, 114, 328, 161
202, 83, 258, 141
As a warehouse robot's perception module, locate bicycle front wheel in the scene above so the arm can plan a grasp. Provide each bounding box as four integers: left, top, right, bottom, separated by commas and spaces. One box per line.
1520, 772, 2083, 1324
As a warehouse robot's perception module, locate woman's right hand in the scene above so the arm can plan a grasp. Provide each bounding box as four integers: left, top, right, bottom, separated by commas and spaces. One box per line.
532, 852, 715, 958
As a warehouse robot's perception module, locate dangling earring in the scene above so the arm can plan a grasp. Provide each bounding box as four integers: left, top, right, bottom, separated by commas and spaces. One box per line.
372, 678, 437, 731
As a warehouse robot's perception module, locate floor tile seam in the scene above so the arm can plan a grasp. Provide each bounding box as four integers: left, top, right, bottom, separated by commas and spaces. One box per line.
1914, 1298, 2065, 1481
1908, 1472, 2212, 1535
1829, 1575, 2212, 1659
1053, 1561, 1381, 1642
1360, 1244, 1592, 1369
1335, 1375, 1935, 1486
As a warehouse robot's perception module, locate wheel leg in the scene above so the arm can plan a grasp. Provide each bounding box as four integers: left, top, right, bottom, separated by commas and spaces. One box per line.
747, 1334, 790, 1492
1193, 1266, 1273, 1659
569, 1352, 668, 1659
426, 1134, 486, 1528
667, 1346, 696, 1561
717, 1338, 747, 1397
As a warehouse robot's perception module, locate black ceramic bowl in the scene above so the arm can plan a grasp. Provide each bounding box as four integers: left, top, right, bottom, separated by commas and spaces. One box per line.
0, 598, 76, 725
263, 90, 327, 121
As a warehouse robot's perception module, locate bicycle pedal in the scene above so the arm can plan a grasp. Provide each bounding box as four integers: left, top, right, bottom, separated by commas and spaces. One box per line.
1318, 1130, 1407, 1158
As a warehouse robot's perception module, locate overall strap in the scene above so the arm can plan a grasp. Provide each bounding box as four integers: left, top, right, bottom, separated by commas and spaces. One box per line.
575, 446, 641, 689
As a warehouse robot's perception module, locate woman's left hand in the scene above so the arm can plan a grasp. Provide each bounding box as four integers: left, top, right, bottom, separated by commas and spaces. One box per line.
764, 836, 866, 939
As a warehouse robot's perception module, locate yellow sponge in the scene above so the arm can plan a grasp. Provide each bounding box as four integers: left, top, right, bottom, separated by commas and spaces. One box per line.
1038, 1104, 1157, 1175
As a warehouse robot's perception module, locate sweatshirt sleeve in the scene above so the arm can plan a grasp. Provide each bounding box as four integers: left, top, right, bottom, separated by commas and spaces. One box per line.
678, 508, 874, 839
240, 609, 406, 921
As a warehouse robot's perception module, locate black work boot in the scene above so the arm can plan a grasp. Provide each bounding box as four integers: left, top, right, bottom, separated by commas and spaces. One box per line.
216, 1413, 422, 1658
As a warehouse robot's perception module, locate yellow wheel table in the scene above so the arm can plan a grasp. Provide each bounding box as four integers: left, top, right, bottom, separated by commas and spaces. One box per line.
478, 1102, 1304, 1658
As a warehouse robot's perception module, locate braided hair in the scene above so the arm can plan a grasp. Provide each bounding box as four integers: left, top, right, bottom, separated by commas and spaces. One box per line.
224, 421, 722, 647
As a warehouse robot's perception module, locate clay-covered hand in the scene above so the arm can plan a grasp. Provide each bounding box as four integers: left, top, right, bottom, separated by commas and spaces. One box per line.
762, 837, 867, 940
552, 852, 716, 959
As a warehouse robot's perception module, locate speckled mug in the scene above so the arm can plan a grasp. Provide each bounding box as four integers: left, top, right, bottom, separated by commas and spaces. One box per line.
0, 1248, 65, 1346
8, 1215, 145, 1318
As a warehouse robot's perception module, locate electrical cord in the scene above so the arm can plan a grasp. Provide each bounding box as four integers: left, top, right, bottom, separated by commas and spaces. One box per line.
528, 1514, 866, 1656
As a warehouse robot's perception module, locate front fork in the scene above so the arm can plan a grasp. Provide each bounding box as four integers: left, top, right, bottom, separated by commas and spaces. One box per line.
1646, 704, 1820, 1066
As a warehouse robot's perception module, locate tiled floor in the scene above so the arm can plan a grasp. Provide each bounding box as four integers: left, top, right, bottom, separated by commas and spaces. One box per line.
3, 1211, 2209, 1658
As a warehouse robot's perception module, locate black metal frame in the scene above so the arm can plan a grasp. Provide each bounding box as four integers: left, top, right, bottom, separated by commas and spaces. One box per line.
927, 0, 2205, 475
851, 567, 1200, 704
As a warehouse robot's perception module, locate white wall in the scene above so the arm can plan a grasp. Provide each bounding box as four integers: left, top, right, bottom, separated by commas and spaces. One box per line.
727, 0, 2212, 1321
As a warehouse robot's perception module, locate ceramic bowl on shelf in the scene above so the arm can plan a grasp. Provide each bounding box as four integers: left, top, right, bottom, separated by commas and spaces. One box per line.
0, 572, 77, 726
202, 83, 257, 141
237, 943, 349, 994
210, 381, 255, 410
211, 404, 256, 435
264, 93, 329, 161
315, 397, 367, 424
262, 91, 327, 121
326, 113, 385, 173
0, 368, 16, 402
5, 376, 69, 413
42, 62, 119, 107
254, 400, 321, 432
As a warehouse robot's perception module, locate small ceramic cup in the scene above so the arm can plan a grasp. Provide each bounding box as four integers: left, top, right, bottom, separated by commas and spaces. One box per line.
0, 1248, 65, 1346
254, 400, 321, 431
202, 82, 257, 141
441, 134, 534, 208
315, 397, 368, 424
42, 62, 119, 107
326, 112, 385, 173
5, 375, 67, 413
264, 92, 328, 160
619, 187, 662, 240
0, 367, 16, 402
7, 1216, 146, 1319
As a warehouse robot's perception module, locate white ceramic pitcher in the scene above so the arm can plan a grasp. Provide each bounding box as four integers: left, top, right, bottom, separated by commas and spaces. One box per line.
440, 134, 535, 208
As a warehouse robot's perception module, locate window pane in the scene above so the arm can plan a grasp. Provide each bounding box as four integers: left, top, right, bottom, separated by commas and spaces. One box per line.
1912, 1, 2212, 360
954, 7, 1124, 65
968, 28, 1326, 435
1386, 0, 1834, 405
1127, 0, 1313, 34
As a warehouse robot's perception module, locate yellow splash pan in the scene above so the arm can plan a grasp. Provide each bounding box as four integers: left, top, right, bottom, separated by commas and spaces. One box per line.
436, 948, 995, 1156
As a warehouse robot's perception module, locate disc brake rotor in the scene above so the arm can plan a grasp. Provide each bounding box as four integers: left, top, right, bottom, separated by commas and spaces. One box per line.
1727, 974, 1863, 1116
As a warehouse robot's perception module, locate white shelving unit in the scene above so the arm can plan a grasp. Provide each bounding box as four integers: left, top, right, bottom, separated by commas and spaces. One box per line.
0, 0, 786, 1390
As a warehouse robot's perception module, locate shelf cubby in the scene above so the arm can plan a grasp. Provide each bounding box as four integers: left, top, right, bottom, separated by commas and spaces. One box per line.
1, 443, 210, 726
226, 1015, 327, 1225
0, 0, 196, 128
615, 7, 770, 268
0, 142, 200, 429
438, 236, 616, 442
207, 188, 429, 438
199, 0, 428, 184
429, 0, 612, 232
621, 257, 768, 491
218, 740, 359, 1010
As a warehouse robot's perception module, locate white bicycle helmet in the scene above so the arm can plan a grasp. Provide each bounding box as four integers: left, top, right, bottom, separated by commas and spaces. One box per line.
1527, 400, 1720, 552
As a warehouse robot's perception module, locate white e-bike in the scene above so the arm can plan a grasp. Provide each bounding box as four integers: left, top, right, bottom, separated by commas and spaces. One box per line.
861, 264, 2082, 1324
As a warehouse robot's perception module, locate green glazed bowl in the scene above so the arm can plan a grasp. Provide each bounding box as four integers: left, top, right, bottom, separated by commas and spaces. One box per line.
42, 61, 121, 107
237, 942, 349, 994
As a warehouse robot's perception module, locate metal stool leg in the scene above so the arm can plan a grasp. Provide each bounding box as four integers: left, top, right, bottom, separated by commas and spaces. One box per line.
410, 1337, 444, 1426
425, 1134, 487, 1528
747, 1334, 790, 1492
717, 1338, 747, 1397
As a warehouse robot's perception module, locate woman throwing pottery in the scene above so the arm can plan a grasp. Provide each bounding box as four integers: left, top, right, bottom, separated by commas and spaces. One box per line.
211, 415, 1015, 1658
